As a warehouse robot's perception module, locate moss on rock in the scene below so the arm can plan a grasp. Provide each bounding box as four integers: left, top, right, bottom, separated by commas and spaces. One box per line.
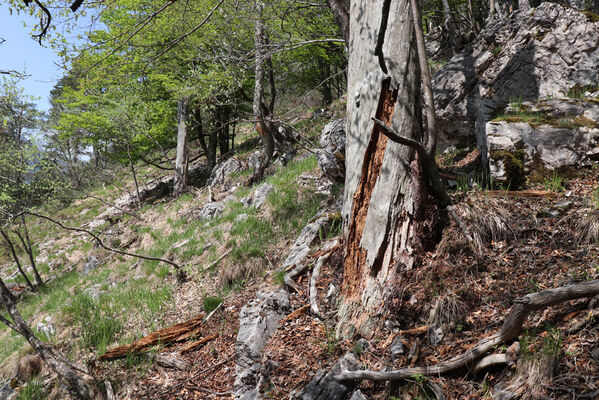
490, 149, 527, 189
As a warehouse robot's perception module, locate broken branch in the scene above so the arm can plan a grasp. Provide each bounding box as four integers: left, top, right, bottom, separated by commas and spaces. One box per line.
335, 280, 599, 382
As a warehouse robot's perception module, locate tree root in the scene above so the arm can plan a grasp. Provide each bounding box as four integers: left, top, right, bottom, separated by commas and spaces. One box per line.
335, 280, 599, 382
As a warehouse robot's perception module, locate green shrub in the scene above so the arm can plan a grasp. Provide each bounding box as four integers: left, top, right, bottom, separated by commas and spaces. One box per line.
202, 296, 223, 314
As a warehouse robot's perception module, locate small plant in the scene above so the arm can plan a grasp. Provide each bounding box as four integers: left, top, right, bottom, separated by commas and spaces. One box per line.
492, 45, 502, 55
273, 270, 286, 286
202, 296, 223, 314
544, 171, 567, 192
17, 378, 44, 400
321, 324, 339, 356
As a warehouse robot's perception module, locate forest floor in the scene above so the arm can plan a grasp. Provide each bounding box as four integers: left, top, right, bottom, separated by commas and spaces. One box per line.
1, 98, 599, 399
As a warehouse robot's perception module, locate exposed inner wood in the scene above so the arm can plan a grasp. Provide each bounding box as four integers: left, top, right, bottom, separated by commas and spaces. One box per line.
343, 78, 398, 299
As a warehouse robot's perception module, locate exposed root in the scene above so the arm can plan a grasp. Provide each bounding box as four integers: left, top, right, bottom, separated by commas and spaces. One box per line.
576, 210, 599, 244
335, 280, 599, 382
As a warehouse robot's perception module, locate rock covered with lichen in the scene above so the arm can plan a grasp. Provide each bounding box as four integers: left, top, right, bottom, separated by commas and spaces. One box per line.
487, 98, 599, 186
432, 3, 599, 167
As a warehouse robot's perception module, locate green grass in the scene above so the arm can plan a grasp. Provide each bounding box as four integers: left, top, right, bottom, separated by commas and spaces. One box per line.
17, 378, 45, 400
544, 171, 567, 192
202, 296, 223, 313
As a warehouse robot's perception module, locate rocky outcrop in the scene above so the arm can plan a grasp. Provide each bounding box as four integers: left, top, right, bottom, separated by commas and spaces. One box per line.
234, 288, 290, 400
241, 183, 274, 210
207, 157, 245, 187
433, 3, 599, 166
487, 99, 599, 185
316, 120, 345, 183
90, 164, 210, 227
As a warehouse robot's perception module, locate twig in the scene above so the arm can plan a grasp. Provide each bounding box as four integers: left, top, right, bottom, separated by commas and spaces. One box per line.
14, 211, 186, 282
159, 355, 234, 396
310, 255, 326, 319
202, 250, 231, 272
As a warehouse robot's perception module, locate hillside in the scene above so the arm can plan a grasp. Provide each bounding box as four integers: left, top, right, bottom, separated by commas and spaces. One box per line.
1, 1, 599, 400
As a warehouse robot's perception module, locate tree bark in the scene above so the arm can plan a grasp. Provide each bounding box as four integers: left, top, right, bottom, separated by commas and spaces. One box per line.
0, 229, 35, 291
252, 0, 274, 181
338, 0, 425, 339
174, 96, 190, 197
326, 0, 350, 44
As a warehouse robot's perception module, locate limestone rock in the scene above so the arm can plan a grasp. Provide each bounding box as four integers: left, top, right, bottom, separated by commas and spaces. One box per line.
234, 288, 290, 400
207, 157, 245, 187
291, 353, 362, 400
198, 201, 225, 219
487, 99, 599, 185
282, 215, 331, 270
350, 390, 369, 400
82, 255, 100, 275
316, 120, 346, 183
433, 3, 599, 165
0, 382, 16, 400
242, 183, 274, 210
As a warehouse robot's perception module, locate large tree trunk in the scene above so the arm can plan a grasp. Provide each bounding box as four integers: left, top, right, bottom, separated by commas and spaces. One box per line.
174, 96, 190, 197
338, 0, 426, 339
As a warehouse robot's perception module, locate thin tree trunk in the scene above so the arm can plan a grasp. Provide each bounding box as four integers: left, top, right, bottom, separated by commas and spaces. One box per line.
0, 278, 95, 399
410, 0, 437, 155
338, 0, 425, 339
441, 0, 459, 54
14, 226, 43, 287
326, 0, 350, 43
174, 96, 190, 197
0, 229, 35, 291
252, 0, 274, 181
127, 145, 142, 208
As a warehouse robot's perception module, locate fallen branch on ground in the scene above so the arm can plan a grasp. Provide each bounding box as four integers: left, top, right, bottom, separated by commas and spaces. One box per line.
335, 279, 599, 382
179, 334, 218, 355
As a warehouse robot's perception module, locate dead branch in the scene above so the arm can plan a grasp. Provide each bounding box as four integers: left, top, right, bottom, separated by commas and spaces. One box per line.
99, 313, 206, 361
310, 254, 326, 319
179, 334, 218, 355
15, 211, 186, 282
158, 355, 235, 397
105, 381, 115, 400
282, 304, 310, 322
154, 353, 190, 370
335, 280, 599, 382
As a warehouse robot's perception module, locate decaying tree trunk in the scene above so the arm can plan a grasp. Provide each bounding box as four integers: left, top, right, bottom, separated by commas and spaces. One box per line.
338, 0, 426, 339
174, 96, 190, 197
0, 276, 95, 399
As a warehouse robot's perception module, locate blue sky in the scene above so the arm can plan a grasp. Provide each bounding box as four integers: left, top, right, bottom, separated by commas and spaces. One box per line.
0, 4, 65, 112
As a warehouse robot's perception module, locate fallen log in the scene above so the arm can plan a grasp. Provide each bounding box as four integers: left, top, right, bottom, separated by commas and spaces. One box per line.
335, 280, 599, 382
154, 353, 189, 370
99, 313, 206, 361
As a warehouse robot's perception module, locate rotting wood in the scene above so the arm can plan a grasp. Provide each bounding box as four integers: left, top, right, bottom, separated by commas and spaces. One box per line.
399, 325, 429, 336
335, 279, 599, 382
343, 79, 397, 299
473, 353, 508, 374
282, 304, 310, 322
99, 313, 206, 361
179, 334, 218, 355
